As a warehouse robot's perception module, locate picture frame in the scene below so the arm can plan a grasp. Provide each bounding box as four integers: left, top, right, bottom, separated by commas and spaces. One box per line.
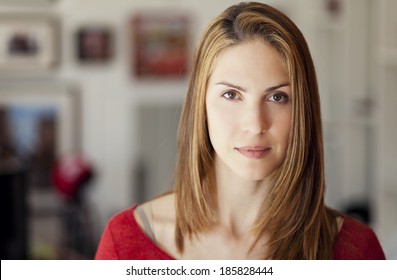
76, 25, 113, 64
0, 83, 80, 189
131, 13, 189, 79
0, 14, 60, 74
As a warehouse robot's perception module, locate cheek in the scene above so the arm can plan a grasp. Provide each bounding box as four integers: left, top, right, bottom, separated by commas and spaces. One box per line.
279, 113, 292, 147
270, 109, 291, 146
206, 102, 237, 138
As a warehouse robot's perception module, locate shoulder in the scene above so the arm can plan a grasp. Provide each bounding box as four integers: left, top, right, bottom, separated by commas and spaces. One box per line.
333, 215, 386, 260
106, 207, 135, 227
137, 192, 176, 223
106, 192, 175, 236
95, 207, 137, 259
95, 205, 173, 260
136, 193, 178, 257
137, 193, 176, 239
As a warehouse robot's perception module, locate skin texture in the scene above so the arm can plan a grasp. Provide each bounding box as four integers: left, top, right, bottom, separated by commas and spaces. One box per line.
206, 39, 292, 181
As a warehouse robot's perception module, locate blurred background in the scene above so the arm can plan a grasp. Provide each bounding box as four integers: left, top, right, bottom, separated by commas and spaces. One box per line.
0, 0, 396, 259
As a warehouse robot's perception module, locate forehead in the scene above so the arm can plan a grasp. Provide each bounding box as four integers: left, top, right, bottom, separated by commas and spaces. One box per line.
209, 39, 288, 87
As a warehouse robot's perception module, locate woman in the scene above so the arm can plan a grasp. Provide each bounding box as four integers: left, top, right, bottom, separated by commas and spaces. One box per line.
95, 2, 385, 260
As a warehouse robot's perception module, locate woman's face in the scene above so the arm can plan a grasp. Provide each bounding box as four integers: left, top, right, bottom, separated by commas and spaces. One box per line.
206, 39, 292, 180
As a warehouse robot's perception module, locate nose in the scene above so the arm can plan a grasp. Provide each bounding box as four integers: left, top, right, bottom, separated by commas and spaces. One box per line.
241, 103, 269, 134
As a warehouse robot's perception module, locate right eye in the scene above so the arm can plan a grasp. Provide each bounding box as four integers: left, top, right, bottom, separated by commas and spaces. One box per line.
221, 91, 239, 100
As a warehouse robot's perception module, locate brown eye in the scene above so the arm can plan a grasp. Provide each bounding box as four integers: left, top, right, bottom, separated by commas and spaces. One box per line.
222, 91, 238, 100
269, 92, 288, 103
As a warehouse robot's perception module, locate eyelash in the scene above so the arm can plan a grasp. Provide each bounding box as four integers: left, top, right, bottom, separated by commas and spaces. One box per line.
268, 92, 289, 103
221, 91, 240, 100
221, 91, 289, 103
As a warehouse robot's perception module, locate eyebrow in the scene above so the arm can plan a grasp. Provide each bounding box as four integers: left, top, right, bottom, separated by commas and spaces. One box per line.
215, 81, 290, 93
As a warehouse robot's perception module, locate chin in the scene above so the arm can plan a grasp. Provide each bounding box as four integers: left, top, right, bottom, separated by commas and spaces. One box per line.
234, 169, 273, 181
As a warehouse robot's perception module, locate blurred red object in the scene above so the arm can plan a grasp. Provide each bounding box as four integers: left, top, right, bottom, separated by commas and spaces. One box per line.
52, 155, 93, 199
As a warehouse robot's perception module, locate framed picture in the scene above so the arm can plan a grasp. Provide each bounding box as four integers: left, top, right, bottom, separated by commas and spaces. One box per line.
131, 13, 189, 79
76, 26, 113, 64
0, 83, 80, 189
0, 14, 60, 74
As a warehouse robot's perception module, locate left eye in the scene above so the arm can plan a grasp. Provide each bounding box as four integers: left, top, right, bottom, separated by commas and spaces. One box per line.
222, 91, 238, 100
269, 92, 288, 103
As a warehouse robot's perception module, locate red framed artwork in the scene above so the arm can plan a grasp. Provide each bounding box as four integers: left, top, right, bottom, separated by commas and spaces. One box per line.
131, 13, 189, 79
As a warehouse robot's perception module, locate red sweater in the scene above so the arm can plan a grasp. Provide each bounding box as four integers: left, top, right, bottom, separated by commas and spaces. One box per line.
95, 206, 386, 260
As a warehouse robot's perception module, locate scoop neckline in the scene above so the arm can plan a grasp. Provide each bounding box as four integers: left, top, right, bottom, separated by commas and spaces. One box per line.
129, 205, 347, 260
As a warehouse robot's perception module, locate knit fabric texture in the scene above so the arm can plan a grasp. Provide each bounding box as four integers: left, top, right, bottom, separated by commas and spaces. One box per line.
95, 206, 386, 260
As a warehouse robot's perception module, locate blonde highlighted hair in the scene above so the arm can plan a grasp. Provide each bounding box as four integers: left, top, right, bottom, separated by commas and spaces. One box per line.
174, 2, 337, 259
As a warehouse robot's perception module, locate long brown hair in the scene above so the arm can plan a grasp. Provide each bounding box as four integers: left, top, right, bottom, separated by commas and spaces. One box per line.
174, 2, 338, 259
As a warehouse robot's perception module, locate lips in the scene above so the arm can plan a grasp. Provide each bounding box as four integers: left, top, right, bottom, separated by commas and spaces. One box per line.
235, 146, 271, 159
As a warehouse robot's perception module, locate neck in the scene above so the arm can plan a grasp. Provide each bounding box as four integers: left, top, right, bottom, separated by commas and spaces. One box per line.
213, 158, 272, 237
